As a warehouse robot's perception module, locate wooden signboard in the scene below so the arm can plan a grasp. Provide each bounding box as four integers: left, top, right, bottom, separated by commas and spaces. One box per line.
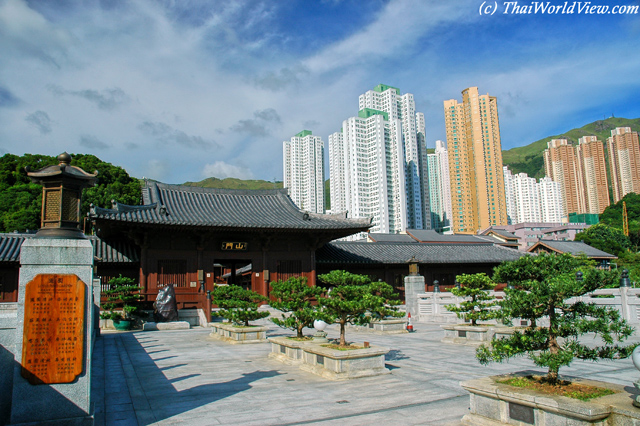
21, 274, 86, 385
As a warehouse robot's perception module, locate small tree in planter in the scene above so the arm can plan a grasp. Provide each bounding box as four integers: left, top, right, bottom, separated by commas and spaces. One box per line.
317, 270, 403, 347
477, 253, 635, 384
100, 275, 143, 326
269, 277, 328, 338
445, 273, 498, 326
212, 285, 270, 326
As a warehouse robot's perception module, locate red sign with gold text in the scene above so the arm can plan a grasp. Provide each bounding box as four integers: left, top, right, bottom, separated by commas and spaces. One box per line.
21, 274, 86, 385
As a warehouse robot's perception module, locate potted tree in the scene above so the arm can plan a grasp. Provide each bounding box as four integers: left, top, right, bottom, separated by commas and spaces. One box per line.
443, 273, 501, 344
460, 253, 637, 425
100, 275, 142, 331
268, 276, 328, 363
281, 271, 401, 380
210, 285, 270, 343
269, 276, 326, 338
317, 270, 403, 347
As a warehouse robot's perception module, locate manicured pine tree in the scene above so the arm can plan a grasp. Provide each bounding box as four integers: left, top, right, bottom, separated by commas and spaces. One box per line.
445, 273, 498, 326
212, 285, 270, 326
317, 270, 402, 347
269, 277, 327, 338
477, 253, 635, 383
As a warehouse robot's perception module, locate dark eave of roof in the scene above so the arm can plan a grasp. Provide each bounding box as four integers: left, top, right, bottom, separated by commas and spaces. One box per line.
90, 181, 371, 234
317, 241, 526, 265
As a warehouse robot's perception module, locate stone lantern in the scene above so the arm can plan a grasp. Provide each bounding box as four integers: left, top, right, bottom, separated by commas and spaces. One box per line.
26, 152, 97, 239
407, 256, 419, 276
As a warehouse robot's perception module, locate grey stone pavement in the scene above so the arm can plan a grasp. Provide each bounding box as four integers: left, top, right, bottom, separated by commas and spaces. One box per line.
91, 321, 640, 426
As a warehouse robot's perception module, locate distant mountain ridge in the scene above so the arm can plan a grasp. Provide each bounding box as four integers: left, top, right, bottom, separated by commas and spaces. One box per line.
183, 177, 283, 190
502, 117, 640, 179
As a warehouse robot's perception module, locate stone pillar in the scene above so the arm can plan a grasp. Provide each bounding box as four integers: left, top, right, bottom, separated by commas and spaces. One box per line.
404, 274, 425, 321
10, 238, 94, 425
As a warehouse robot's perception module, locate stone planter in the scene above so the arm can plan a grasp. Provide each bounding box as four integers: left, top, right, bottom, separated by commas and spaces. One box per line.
268, 336, 312, 365
460, 372, 640, 426
348, 318, 408, 334
441, 324, 503, 345
209, 323, 268, 344
298, 343, 390, 380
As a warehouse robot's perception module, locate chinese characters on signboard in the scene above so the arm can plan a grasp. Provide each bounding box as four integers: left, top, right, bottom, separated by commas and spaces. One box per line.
21, 274, 85, 385
221, 242, 248, 251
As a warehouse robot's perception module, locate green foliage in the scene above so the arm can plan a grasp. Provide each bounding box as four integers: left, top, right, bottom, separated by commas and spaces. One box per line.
616, 251, 640, 285
317, 270, 403, 346
600, 192, 640, 249
101, 275, 143, 321
478, 253, 635, 383
446, 273, 498, 326
574, 223, 631, 257
269, 277, 327, 338
0, 153, 141, 232
212, 285, 270, 326
183, 177, 283, 190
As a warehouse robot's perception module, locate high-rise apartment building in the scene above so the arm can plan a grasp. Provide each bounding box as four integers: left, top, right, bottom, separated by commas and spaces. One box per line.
538, 176, 564, 222
329, 111, 406, 234
576, 136, 610, 214
543, 139, 584, 216
427, 140, 453, 232
283, 130, 325, 214
607, 127, 640, 203
444, 87, 508, 234
543, 137, 610, 215
503, 166, 564, 224
358, 84, 431, 230
329, 84, 430, 235
435, 140, 453, 231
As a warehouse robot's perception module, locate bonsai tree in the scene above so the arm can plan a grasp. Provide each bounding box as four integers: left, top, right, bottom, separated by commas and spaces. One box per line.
445, 273, 498, 326
212, 284, 270, 326
100, 275, 143, 322
317, 270, 403, 346
477, 253, 635, 384
269, 276, 327, 338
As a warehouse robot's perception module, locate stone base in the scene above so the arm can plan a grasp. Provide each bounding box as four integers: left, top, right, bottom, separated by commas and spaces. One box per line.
348, 319, 408, 334
269, 336, 390, 380
142, 321, 191, 331
209, 323, 268, 344
267, 336, 311, 365
298, 344, 390, 380
441, 325, 509, 345
460, 372, 640, 426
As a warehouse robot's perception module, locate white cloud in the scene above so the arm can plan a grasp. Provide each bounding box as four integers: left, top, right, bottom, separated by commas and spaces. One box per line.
202, 161, 254, 180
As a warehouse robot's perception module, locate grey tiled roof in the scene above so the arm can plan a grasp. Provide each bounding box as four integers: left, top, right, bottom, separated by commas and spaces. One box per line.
368, 233, 417, 243
0, 233, 28, 262
317, 241, 526, 264
406, 229, 490, 244
0, 233, 138, 264
91, 181, 372, 232
530, 240, 616, 258
483, 229, 518, 239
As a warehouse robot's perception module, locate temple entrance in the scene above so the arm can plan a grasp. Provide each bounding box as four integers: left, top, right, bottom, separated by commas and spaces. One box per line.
214, 260, 252, 290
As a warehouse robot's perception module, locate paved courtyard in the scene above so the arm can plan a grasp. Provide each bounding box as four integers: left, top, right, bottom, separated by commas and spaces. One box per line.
91, 321, 640, 426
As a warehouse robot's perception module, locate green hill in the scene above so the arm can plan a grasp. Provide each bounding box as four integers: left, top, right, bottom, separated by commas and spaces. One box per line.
183, 177, 283, 190
502, 117, 640, 179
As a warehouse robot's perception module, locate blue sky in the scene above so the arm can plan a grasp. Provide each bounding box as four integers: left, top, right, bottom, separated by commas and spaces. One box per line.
1, 0, 639, 183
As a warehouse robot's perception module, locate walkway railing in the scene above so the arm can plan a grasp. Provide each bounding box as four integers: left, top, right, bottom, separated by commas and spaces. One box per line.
417, 288, 640, 324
